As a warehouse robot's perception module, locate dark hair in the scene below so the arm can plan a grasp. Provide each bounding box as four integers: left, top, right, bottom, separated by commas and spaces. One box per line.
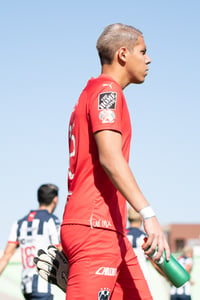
37, 184, 58, 206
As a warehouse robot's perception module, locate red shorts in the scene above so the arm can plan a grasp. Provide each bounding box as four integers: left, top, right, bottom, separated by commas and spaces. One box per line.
61, 224, 153, 300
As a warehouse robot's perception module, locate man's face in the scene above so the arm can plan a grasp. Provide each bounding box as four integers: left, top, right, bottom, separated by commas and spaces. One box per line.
126, 35, 151, 84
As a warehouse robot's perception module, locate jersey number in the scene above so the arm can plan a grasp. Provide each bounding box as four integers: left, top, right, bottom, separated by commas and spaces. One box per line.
68, 120, 76, 180
21, 246, 36, 269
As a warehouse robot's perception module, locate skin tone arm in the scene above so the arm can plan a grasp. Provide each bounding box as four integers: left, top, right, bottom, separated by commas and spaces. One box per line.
94, 129, 170, 261
185, 263, 192, 274
0, 242, 17, 275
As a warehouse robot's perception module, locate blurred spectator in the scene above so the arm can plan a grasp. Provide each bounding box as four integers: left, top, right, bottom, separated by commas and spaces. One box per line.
126, 206, 151, 284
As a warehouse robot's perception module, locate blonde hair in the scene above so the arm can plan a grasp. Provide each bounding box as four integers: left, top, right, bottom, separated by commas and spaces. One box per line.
96, 23, 143, 65
127, 207, 142, 223
182, 246, 193, 257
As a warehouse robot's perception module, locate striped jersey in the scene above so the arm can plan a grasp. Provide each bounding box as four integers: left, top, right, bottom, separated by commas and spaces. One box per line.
8, 209, 60, 296
126, 227, 151, 283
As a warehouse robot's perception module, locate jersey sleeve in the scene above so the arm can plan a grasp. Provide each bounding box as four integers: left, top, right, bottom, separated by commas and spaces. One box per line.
88, 83, 124, 134
8, 221, 19, 245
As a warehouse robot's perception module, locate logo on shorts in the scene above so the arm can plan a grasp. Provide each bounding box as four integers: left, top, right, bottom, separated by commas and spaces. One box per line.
96, 267, 117, 276
98, 92, 117, 110
98, 288, 111, 300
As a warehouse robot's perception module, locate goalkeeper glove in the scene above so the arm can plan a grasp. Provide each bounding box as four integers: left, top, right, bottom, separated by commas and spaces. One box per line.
34, 245, 68, 293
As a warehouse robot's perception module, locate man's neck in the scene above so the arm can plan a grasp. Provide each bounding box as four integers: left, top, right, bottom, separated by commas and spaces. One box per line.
130, 221, 142, 229
101, 65, 130, 90
38, 205, 52, 214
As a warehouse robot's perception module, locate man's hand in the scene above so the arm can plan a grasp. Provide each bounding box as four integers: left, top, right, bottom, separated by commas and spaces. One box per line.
142, 216, 170, 261
34, 245, 69, 293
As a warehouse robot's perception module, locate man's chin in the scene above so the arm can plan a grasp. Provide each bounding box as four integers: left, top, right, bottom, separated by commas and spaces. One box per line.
132, 78, 145, 84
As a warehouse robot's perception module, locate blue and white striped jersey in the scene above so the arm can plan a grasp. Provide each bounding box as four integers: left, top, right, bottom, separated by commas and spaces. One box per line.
8, 209, 60, 296
126, 227, 151, 285
126, 227, 146, 249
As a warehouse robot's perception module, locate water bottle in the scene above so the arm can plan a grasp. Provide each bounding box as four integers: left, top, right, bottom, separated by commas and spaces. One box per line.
143, 238, 190, 287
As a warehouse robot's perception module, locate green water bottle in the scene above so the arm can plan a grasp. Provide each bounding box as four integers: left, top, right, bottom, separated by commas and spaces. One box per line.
143, 238, 190, 287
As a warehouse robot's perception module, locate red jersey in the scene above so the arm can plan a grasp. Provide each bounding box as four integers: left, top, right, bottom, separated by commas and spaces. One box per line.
62, 74, 132, 235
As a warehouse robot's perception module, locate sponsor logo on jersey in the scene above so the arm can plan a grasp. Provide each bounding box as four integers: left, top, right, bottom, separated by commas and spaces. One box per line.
98, 92, 117, 110
99, 109, 115, 123
96, 267, 117, 276
98, 288, 111, 300
89, 215, 112, 229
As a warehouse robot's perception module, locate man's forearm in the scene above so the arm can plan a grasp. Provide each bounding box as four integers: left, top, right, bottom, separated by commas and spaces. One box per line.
0, 243, 17, 275
0, 254, 10, 275
100, 153, 149, 212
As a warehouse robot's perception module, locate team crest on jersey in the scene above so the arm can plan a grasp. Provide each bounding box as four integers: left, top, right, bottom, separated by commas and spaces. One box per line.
98, 288, 111, 300
99, 109, 115, 123
98, 92, 117, 110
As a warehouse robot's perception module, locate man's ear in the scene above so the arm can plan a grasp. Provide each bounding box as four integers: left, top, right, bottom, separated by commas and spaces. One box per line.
53, 196, 58, 206
117, 47, 128, 64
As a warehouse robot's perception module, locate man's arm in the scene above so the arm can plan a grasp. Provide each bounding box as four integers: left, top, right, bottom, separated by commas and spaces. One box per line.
0, 242, 17, 275
94, 129, 170, 261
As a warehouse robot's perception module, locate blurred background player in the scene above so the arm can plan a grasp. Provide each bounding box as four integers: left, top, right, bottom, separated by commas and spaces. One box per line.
0, 183, 61, 300
170, 246, 194, 300
126, 206, 151, 284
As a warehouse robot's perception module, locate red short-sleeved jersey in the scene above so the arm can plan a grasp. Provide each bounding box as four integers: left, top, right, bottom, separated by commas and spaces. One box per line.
62, 74, 132, 235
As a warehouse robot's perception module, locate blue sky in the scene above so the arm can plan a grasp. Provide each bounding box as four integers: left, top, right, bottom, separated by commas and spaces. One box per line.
1, 1, 200, 249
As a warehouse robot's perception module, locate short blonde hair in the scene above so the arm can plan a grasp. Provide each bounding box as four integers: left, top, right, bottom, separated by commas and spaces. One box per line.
182, 246, 193, 257
127, 207, 142, 222
96, 23, 143, 65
